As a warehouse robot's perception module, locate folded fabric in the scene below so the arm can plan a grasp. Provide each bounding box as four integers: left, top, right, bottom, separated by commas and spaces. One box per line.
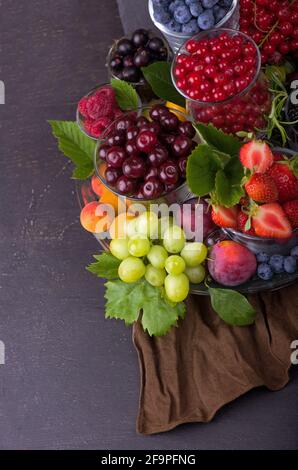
133, 284, 298, 435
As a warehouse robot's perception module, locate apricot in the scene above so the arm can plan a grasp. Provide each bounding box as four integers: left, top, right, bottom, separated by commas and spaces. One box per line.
109, 212, 136, 239
91, 175, 104, 197
208, 241, 257, 287
80, 201, 113, 234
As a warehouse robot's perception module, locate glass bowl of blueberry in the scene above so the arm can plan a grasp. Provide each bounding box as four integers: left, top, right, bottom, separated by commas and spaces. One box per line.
93, 103, 199, 205
148, 0, 240, 53
107, 29, 171, 104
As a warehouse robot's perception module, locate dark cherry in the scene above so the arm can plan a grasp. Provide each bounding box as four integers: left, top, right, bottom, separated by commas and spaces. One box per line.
106, 132, 126, 147
149, 105, 169, 121
159, 160, 179, 185
122, 156, 146, 179
178, 121, 196, 139
165, 182, 178, 192
159, 132, 176, 147
98, 145, 110, 160
116, 175, 136, 195
123, 55, 134, 68
148, 121, 161, 134
105, 167, 122, 185
110, 55, 122, 71
148, 144, 169, 167
134, 48, 151, 68
160, 113, 179, 131
125, 140, 140, 156
132, 29, 149, 48
114, 70, 124, 80
117, 38, 135, 57
106, 146, 127, 168
115, 117, 134, 132
136, 116, 150, 128
148, 37, 164, 52
178, 156, 188, 177
136, 130, 157, 152
172, 135, 192, 158
144, 166, 159, 181
122, 66, 141, 83
141, 177, 164, 199
158, 46, 168, 61
126, 126, 139, 141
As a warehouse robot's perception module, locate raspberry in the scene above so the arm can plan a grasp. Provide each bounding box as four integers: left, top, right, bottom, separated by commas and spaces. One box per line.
78, 98, 89, 118
90, 117, 113, 138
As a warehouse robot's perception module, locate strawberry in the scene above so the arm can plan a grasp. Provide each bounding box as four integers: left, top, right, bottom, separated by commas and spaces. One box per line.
268, 161, 298, 203
239, 196, 250, 207
283, 200, 298, 228
273, 152, 286, 162
237, 211, 256, 235
245, 173, 278, 203
240, 140, 274, 173
251, 203, 292, 239
211, 205, 239, 229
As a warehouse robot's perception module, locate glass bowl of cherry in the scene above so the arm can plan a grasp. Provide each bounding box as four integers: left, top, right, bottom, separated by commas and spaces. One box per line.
93, 104, 199, 206
171, 28, 272, 135
107, 29, 172, 104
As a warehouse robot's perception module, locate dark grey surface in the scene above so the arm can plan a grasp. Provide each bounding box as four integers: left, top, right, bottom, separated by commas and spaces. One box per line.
0, 0, 297, 450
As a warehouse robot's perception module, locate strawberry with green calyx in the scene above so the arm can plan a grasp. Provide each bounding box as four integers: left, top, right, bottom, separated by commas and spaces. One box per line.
283, 200, 298, 229
237, 210, 255, 236
244, 173, 278, 204
267, 157, 298, 203
211, 205, 239, 230
239, 140, 274, 174
250, 202, 292, 239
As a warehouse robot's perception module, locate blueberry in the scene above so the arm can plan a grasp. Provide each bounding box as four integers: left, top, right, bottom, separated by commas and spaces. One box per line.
257, 252, 270, 263
197, 9, 215, 29
152, 0, 171, 6
169, 0, 185, 14
153, 6, 171, 24
165, 18, 182, 32
284, 256, 297, 274
174, 5, 192, 24
218, 0, 233, 7
182, 18, 200, 33
185, 0, 199, 4
269, 254, 285, 274
189, 1, 204, 17
213, 5, 227, 23
257, 263, 274, 281
290, 246, 298, 258
202, 0, 219, 7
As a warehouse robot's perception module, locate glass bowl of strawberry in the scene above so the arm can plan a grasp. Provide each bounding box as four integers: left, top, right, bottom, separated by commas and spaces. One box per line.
171, 28, 271, 135
77, 84, 141, 140
93, 104, 199, 205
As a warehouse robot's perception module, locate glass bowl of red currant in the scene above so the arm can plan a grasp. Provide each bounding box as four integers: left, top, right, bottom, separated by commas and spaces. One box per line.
171, 28, 272, 135
93, 104, 199, 205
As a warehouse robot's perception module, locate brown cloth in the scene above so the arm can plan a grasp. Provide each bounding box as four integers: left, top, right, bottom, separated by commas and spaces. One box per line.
133, 284, 298, 435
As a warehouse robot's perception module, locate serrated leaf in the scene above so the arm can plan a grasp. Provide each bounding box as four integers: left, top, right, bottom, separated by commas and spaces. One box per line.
87, 253, 121, 280
215, 170, 244, 207
195, 123, 242, 156
209, 288, 256, 326
104, 279, 186, 336
141, 61, 185, 108
72, 163, 94, 179
110, 79, 139, 110
186, 144, 221, 197
224, 156, 245, 185
49, 120, 96, 165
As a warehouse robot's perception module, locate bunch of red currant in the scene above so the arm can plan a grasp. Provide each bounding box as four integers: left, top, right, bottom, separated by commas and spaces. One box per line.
240, 0, 298, 64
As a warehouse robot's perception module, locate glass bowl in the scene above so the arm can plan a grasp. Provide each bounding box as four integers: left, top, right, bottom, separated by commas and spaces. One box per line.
171, 28, 271, 135
106, 30, 172, 104
93, 106, 199, 207
76, 83, 142, 140
148, 0, 239, 53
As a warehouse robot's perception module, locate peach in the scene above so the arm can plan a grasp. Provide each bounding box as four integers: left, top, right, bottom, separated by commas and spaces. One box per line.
91, 175, 104, 197
109, 212, 136, 239
208, 240, 257, 287
80, 201, 113, 234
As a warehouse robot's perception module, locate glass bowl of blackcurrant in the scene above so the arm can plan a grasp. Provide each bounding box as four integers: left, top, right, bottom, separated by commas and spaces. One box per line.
94, 104, 199, 205
107, 29, 172, 103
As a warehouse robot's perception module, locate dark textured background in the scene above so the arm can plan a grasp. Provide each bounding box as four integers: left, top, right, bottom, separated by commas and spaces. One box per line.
0, 0, 297, 450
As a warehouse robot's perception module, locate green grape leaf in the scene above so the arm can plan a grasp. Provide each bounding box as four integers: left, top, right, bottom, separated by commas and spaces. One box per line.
110, 79, 139, 110
195, 123, 242, 156
72, 163, 94, 180
215, 170, 244, 208
86, 253, 121, 280
209, 288, 256, 326
186, 144, 221, 197
141, 61, 185, 108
